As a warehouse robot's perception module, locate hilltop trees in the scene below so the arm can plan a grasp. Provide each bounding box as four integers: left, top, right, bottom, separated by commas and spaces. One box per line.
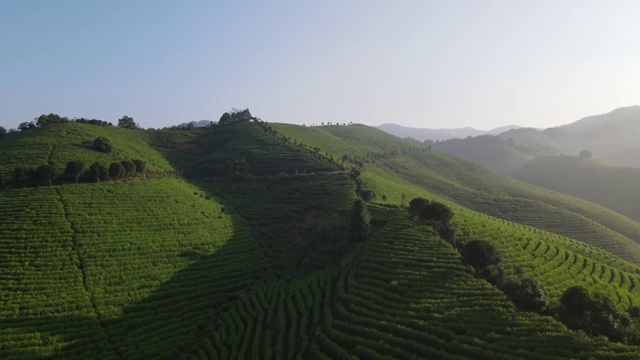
92, 136, 113, 153
118, 115, 139, 129
0, 126, 6, 136
36, 113, 70, 127
218, 108, 257, 126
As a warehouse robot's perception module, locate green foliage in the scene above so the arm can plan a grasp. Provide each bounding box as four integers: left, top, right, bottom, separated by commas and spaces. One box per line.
109, 161, 126, 179
133, 159, 146, 174
88, 162, 108, 182
64, 160, 85, 183
557, 286, 630, 342
12, 166, 34, 187
360, 189, 375, 203
120, 160, 136, 178
408, 197, 429, 220
218, 108, 256, 126
502, 277, 549, 313
92, 136, 113, 153
117, 115, 139, 129
461, 239, 503, 270
36, 113, 70, 127
35, 164, 57, 186
349, 199, 371, 243
419, 201, 454, 228
0, 125, 6, 136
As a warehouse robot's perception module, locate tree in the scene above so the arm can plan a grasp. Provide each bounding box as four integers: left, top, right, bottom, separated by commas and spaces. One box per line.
117, 115, 139, 129
92, 136, 113, 153
219, 112, 232, 126
18, 121, 37, 131
419, 202, 454, 225
121, 160, 136, 178
360, 190, 376, 203
409, 197, 429, 222
0, 125, 6, 136
461, 239, 503, 270
109, 162, 126, 180
349, 199, 371, 243
579, 149, 592, 159
88, 162, 108, 183
64, 160, 85, 184
557, 286, 627, 342
36, 113, 69, 127
36, 164, 57, 186
502, 278, 549, 313
133, 159, 146, 177
12, 167, 34, 187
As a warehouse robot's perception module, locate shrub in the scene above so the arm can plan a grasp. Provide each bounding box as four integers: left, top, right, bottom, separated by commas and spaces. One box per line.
88, 163, 108, 183
461, 239, 503, 270
109, 162, 126, 180
64, 160, 85, 184
360, 190, 376, 203
502, 278, 549, 313
121, 160, 136, 178
133, 159, 146, 175
92, 136, 113, 153
36, 164, 57, 186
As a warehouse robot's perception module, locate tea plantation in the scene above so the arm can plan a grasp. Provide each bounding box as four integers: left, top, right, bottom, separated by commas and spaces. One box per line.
2, 121, 640, 358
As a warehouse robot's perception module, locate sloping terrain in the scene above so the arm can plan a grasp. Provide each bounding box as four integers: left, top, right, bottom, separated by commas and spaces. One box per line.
3, 121, 640, 359
274, 123, 640, 265
515, 156, 640, 223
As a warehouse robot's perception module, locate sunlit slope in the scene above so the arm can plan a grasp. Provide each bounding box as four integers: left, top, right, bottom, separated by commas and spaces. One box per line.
515, 156, 640, 222
273, 123, 640, 264
0, 123, 174, 178
189, 206, 640, 359
0, 179, 262, 359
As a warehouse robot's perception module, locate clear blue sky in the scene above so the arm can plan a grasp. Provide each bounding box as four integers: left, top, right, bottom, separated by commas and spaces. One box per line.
1, 1, 639, 130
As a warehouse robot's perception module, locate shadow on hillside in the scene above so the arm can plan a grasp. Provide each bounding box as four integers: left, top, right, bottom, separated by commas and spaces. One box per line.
1, 182, 266, 359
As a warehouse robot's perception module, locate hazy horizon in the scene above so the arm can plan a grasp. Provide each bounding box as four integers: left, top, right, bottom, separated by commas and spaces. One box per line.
2, 1, 639, 130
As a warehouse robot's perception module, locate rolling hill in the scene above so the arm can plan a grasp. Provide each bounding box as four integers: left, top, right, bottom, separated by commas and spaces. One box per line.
515, 155, 640, 223
3, 120, 640, 358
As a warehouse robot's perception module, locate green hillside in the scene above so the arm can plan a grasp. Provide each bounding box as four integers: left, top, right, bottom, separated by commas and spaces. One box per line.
4, 121, 640, 358
0, 123, 174, 179
273, 124, 640, 265
515, 155, 640, 222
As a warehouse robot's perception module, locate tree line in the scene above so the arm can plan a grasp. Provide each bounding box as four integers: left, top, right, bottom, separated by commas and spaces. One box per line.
405, 196, 640, 344
0, 159, 147, 191
0, 113, 142, 135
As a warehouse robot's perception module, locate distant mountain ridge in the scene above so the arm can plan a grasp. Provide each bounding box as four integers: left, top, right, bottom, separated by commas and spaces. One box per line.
378, 123, 522, 141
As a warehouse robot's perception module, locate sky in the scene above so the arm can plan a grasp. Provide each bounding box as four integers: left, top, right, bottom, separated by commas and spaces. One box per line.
1, 0, 639, 130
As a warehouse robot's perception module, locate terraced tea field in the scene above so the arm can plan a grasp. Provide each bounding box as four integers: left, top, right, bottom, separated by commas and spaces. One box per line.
185, 206, 640, 359
0, 179, 263, 359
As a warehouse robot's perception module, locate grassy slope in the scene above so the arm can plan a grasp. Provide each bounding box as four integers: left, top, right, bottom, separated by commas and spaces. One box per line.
515, 156, 640, 222
273, 123, 640, 265
5, 122, 640, 359
0, 123, 174, 178
0, 179, 262, 359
